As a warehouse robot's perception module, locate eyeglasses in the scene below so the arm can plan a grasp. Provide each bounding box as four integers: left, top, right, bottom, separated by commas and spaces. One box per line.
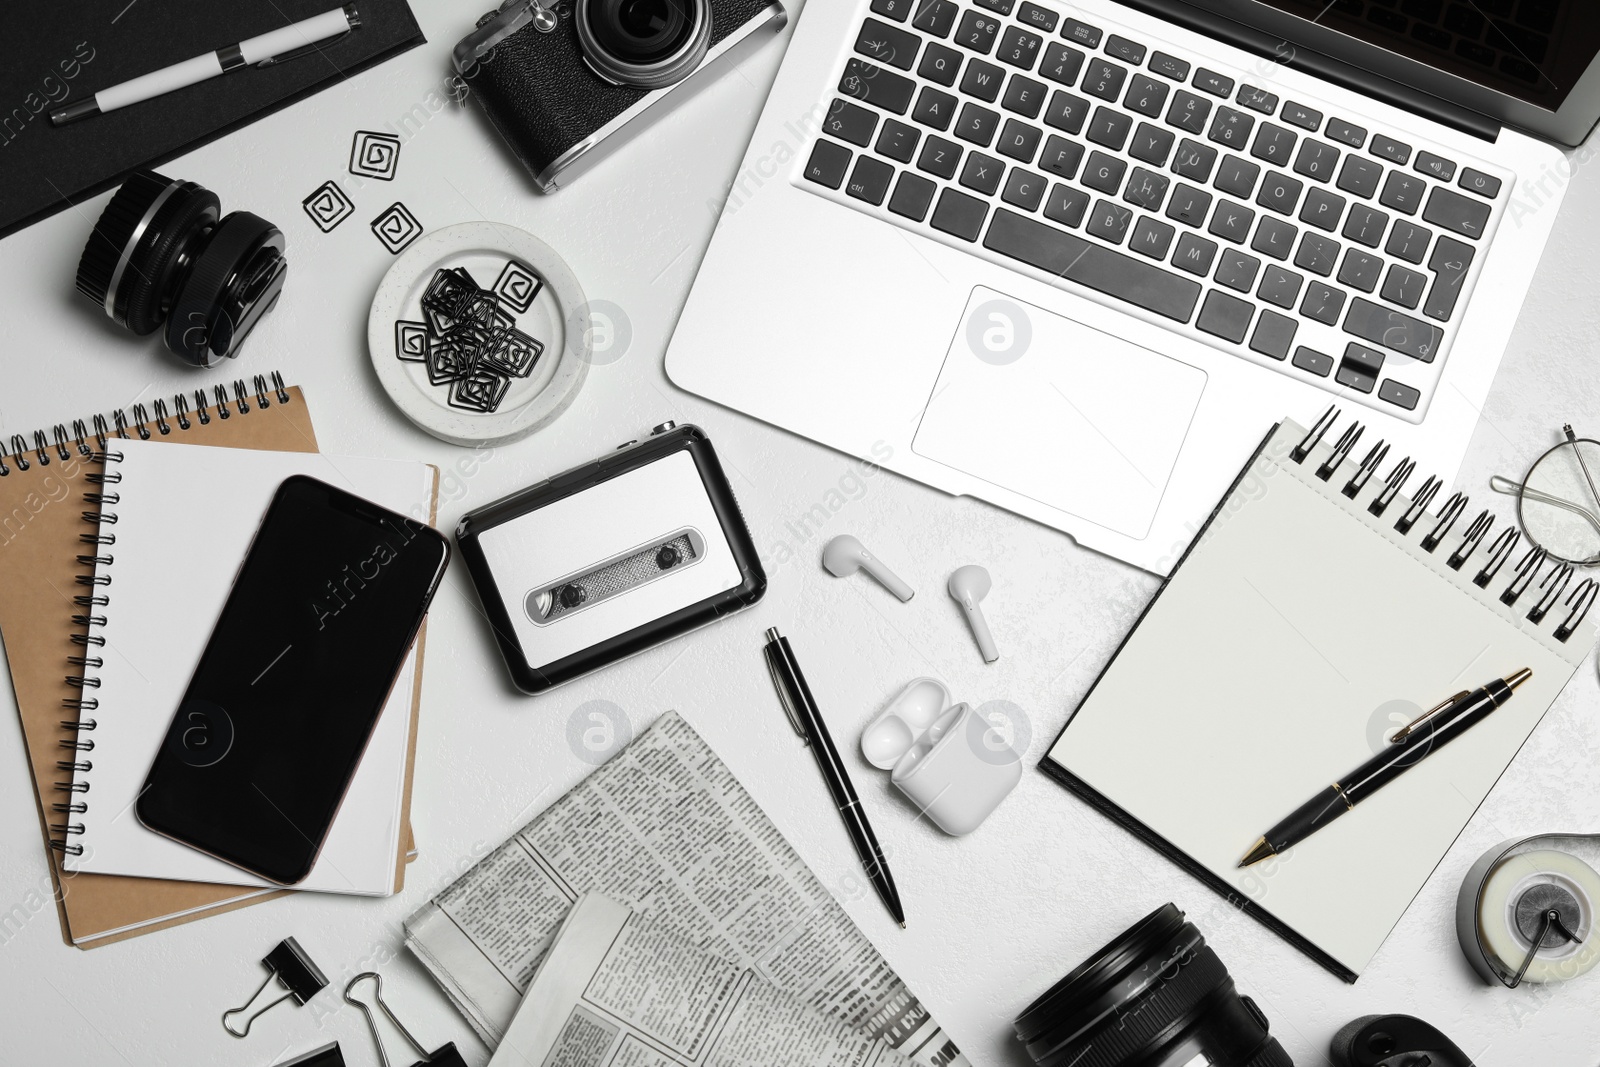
1491, 425, 1600, 568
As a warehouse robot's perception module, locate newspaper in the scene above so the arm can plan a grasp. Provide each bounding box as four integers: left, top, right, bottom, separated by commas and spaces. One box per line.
405, 711, 966, 1067
487, 893, 914, 1067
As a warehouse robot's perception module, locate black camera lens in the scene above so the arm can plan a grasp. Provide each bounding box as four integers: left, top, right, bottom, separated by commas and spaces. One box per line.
1014, 904, 1294, 1067
559, 583, 588, 608
75, 170, 287, 368
656, 544, 681, 569
578, 0, 711, 89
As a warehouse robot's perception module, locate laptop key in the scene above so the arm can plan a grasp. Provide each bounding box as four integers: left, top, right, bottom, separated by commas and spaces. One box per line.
1150, 52, 1191, 81
911, 0, 958, 38
1299, 187, 1346, 232
1325, 117, 1367, 148
1251, 217, 1298, 260
1214, 248, 1261, 291
1385, 219, 1431, 263
1338, 248, 1383, 292
1039, 43, 1086, 86
1038, 135, 1085, 179
1379, 171, 1426, 215
1130, 122, 1175, 166
1044, 90, 1091, 134
872, 0, 915, 22
960, 59, 1007, 102
1059, 18, 1101, 48
846, 156, 895, 205
876, 119, 921, 163
913, 86, 958, 131
1342, 203, 1389, 248
1083, 60, 1129, 101
1172, 232, 1219, 275
1088, 106, 1134, 150
825, 99, 879, 146
1044, 184, 1090, 227
972, 0, 1012, 13
997, 25, 1043, 69
1123, 167, 1170, 210
1293, 139, 1340, 182
916, 134, 963, 178
1422, 186, 1492, 238
1208, 107, 1254, 149
1017, 1, 1058, 32
983, 208, 1203, 320
1125, 74, 1170, 118
1256, 171, 1304, 215
1166, 90, 1211, 135
1105, 34, 1147, 64
1002, 168, 1048, 211
954, 10, 1002, 53
1414, 151, 1456, 181
1282, 101, 1323, 131
1083, 151, 1128, 194
1343, 298, 1444, 360
1299, 280, 1347, 324
1250, 310, 1298, 359
1257, 264, 1304, 309
803, 139, 852, 189
1458, 167, 1502, 198
1214, 155, 1260, 198
997, 118, 1043, 161
1193, 68, 1234, 97
1087, 199, 1132, 243
1172, 138, 1218, 182
1369, 133, 1411, 164
1292, 346, 1334, 376
1208, 199, 1255, 243
1250, 123, 1297, 166
1380, 264, 1427, 310
1166, 183, 1213, 227
1130, 216, 1176, 259
1236, 84, 1279, 114
1336, 342, 1385, 393
1336, 155, 1382, 198
856, 18, 922, 70
1424, 236, 1475, 321
959, 151, 1006, 195
1378, 379, 1420, 411
930, 187, 989, 240
1294, 232, 1341, 276
954, 103, 1001, 146
918, 42, 963, 86
1197, 290, 1255, 342
840, 59, 915, 114
1003, 75, 1048, 118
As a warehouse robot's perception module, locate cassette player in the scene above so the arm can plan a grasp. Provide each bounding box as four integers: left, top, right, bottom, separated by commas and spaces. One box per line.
457, 422, 766, 693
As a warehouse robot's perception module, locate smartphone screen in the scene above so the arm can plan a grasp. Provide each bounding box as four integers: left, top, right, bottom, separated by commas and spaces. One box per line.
137, 475, 449, 885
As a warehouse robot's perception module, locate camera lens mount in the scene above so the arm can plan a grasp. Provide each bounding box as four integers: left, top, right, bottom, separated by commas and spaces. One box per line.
577, 0, 711, 89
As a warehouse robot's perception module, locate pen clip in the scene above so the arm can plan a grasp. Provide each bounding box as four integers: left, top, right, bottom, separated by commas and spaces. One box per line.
1389, 690, 1470, 743
764, 648, 809, 744
256, 29, 352, 68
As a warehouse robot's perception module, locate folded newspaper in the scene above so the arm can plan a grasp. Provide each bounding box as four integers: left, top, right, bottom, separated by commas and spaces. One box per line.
487, 893, 914, 1067
404, 711, 966, 1067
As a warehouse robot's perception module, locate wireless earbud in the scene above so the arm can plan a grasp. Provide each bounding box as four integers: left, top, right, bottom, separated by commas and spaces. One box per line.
948, 565, 997, 663
821, 535, 914, 602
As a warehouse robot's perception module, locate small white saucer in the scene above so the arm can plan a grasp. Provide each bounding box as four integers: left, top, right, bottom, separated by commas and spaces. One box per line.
367, 222, 590, 446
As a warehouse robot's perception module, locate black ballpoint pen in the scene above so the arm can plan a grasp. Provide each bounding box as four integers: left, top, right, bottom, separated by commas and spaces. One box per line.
763, 627, 905, 927
1239, 668, 1533, 867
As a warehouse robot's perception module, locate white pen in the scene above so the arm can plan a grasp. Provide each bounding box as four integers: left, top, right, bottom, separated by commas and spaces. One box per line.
50, 4, 360, 126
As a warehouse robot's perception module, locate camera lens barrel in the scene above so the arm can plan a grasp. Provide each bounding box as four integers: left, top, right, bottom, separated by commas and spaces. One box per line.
577, 0, 712, 89
1015, 904, 1294, 1067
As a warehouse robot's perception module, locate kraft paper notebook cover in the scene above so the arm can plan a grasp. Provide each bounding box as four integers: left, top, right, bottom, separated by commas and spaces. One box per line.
1043, 412, 1597, 982
0, 375, 425, 947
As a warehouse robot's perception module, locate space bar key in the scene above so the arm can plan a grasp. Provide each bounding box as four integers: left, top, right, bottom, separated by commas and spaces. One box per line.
982, 209, 1203, 323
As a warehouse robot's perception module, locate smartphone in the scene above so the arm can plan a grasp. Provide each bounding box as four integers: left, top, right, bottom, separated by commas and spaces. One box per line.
137, 475, 450, 885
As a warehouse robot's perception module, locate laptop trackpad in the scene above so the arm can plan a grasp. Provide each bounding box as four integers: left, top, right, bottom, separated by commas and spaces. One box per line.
912, 288, 1207, 539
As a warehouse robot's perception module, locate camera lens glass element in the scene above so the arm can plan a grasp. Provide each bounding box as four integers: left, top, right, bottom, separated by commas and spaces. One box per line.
1013, 904, 1295, 1067
75, 170, 287, 368
578, 0, 712, 89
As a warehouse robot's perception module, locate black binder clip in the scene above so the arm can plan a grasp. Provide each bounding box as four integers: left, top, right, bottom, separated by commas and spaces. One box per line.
345, 971, 468, 1067
221, 937, 329, 1038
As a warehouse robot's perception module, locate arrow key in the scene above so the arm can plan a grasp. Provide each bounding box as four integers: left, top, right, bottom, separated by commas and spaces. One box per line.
1423, 236, 1475, 321
1422, 186, 1491, 239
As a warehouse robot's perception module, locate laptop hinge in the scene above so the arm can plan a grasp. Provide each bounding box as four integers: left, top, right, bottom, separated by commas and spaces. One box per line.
1116, 0, 1503, 143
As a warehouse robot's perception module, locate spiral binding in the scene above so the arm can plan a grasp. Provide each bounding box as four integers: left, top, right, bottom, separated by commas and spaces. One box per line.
1292, 406, 1597, 649
42, 372, 291, 856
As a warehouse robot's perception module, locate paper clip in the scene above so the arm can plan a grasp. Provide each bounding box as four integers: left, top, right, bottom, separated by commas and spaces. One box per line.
222, 937, 328, 1038
345, 971, 468, 1067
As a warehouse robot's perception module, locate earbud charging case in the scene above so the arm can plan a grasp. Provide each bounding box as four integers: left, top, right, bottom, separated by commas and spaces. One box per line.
860, 677, 1021, 836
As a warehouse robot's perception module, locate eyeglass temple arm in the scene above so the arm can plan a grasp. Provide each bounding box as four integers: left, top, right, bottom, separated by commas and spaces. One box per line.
1490, 476, 1600, 536
1566, 424, 1600, 516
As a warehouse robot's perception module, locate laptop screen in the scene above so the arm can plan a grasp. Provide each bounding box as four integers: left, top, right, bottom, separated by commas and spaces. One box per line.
1242, 0, 1600, 110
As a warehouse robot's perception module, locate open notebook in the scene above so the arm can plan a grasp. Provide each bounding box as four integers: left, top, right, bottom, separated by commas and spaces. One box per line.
1044, 413, 1597, 981
61, 438, 437, 894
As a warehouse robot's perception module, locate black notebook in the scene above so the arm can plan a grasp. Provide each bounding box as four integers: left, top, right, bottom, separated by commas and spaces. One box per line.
0, 0, 424, 241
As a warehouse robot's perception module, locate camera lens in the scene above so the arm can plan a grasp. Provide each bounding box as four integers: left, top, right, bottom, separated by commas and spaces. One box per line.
577, 0, 711, 89
559, 583, 588, 608
75, 170, 287, 368
1014, 904, 1294, 1067
656, 544, 681, 569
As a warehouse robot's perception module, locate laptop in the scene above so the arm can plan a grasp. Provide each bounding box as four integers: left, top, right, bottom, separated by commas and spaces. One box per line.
666, 0, 1597, 573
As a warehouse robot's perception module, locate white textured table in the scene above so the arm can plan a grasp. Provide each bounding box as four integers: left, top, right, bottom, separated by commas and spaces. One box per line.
2, 2, 1598, 1064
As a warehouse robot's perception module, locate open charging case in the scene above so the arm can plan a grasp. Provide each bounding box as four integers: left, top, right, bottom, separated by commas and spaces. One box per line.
861, 677, 1021, 835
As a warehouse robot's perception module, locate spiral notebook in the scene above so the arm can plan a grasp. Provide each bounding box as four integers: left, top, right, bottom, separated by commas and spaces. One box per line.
59, 436, 437, 893
0, 376, 426, 945
1044, 411, 1597, 982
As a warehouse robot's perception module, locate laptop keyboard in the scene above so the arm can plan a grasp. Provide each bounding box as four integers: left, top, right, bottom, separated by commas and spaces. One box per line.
795, 0, 1513, 421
